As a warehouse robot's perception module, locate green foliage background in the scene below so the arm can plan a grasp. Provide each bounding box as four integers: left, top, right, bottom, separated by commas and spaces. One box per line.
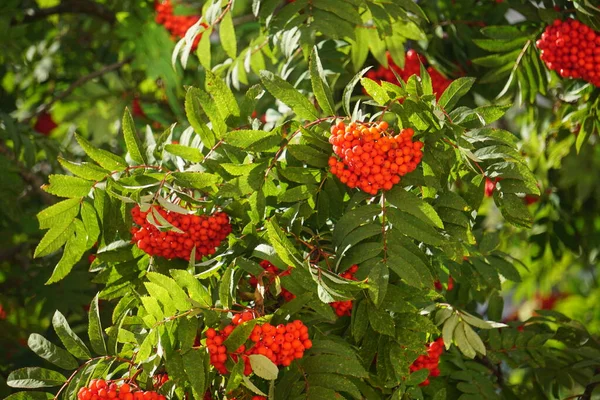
1, 0, 600, 399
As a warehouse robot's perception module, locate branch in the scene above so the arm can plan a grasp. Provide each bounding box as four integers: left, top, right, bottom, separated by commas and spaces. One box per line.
11, 0, 116, 25
476, 356, 505, 387
29, 57, 133, 121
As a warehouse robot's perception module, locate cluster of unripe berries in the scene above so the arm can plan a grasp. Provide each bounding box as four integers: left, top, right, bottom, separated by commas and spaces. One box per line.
537, 18, 600, 87
330, 265, 359, 316
365, 50, 452, 100
131, 205, 231, 260
249, 260, 295, 301
329, 121, 423, 195
154, 0, 207, 50
204, 311, 312, 375
409, 338, 444, 387
77, 380, 165, 400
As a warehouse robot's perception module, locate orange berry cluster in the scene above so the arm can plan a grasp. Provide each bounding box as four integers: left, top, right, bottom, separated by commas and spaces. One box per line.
328, 121, 423, 195
77, 380, 165, 400
330, 265, 359, 317
409, 338, 444, 387
154, 0, 208, 50
205, 312, 312, 375
365, 50, 452, 99
131, 205, 232, 260
537, 18, 600, 87
249, 260, 296, 302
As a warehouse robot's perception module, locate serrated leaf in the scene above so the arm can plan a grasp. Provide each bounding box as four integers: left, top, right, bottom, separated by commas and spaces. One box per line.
310, 47, 335, 115
52, 311, 91, 360
437, 77, 476, 112
7, 368, 66, 389
248, 354, 279, 380
442, 314, 459, 350
43, 175, 93, 198
75, 134, 127, 171
387, 187, 444, 229
302, 354, 368, 378
343, 67, 371, 116
34, 220, 75, 258
88, 294, 107, 355
224, 129, 279, 150
368, 261, 388, 307
368, 306, 395, 336
454, 321, 477, 358
172, 171, 219, 190
219, 11, 237, 58
122, 108, 147, 164
260, 71, 318, 121
4, 392, 54, 400
205, 70, 240, 119
462, 322, 487, 356
164, 144, 203, 162
183, 349, 207, 397
224, 319, 258, 353
146, 272, 191, 312
361, 78, 390, 105
46, 219, 88, 284
37, 198, 81, 230
387, 208, 443, 246
27, 334, 78, 370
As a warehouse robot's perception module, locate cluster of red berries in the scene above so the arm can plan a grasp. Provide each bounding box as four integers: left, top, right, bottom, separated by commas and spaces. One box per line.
77, 380, 165, 400
365, 50, 452, 100
537, 18, 600, 87
154, 0, 207, 50
410, 338, 444, 387
485, 177, 540, 205
328, 121, 423, 195
130, 205, 232, 260
205, 312, 312, 375
249, 260, 296, 301
329, 265, 359, 317
34, 112, 58, 136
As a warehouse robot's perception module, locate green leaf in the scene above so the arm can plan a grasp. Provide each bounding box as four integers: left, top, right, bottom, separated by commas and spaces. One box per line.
185, 88, 216, 148
146, 272, 191, 312
164, 144, 203, 163
88, 294, 107, 355
454, 321, 476, 359
52, 310, 91, 360
368, 261, 389, 307
343, 67, 371, 116
437, 77, 476, 112
205, 70, 240, 119
34, 220, 75, 258
4, 392, 54, 400
122, 108, 147, 164
386, 187, 444, 229
265, 219, 299, 267
219, 266, 235, 309
225, 360, 245, 393
387, 208, 443, 246
80, 201, 100, 248
302, 354, 368, 378
7, 368, 66, 389
170, 269, 212, 308
462, 322, 487, 356
172, 171, 219, 190
248, 354, 279, 380
219, 11, 237, 58
75, 134, 127, 171
46, 219, 88, 284
287, 144, 330, 168
333, 204, 381, 248
224, 319, 258, 353
182, 349, 207, 398
352, 300, 369, 341
260, 71, 319, 121
576, 116, 594, 154
277, 184, 317, 203
310, 47, 335, 115
37, 198, 81, 230
43, 175, 93, 198
224, 129, 279, 150
368, 306, 395, 336
361, 77, 390, 105
308, 373, 362, 399
27, 334, 78, 370
474, 37, 529, 52
442, 314, 459, 350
